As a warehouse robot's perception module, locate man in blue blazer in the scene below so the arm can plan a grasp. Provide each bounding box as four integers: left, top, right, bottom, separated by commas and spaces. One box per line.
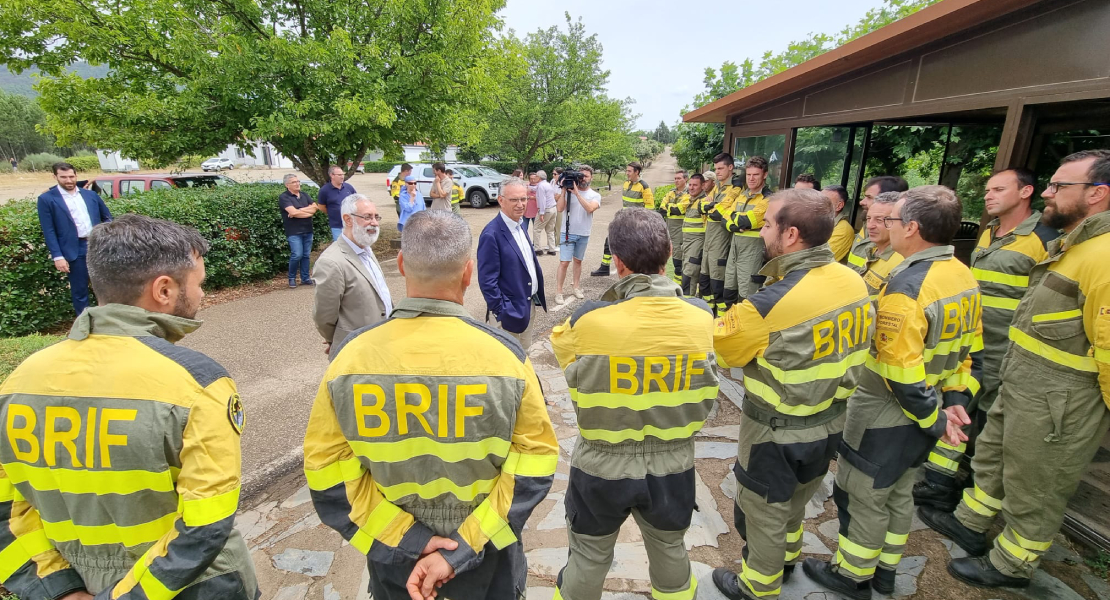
478, 178, 546, 348
37, 162, 113, 315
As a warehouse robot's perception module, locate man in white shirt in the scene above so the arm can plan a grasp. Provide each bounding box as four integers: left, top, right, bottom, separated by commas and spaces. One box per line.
554, 165, 601, 304
312, 194, 393, 359
477, 178, 547, 349
533, 170, 559, 255
36, 161, 112, 315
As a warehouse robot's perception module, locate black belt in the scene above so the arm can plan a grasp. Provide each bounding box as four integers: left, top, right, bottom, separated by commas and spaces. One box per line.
742, 399, 846, 431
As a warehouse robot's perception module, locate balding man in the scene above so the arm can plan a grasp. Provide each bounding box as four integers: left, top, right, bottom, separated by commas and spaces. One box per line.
478, 177, 547, 348
305, 210, 558, 599
312, 194, 393, 358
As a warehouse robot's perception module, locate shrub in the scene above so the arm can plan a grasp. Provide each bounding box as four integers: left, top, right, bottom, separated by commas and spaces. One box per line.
361, 160, 401, 173
0, 183, 331, 337
175, 154, 206, 169
64, 155, 101, 172
0, 161, 11, 174
18, 152, 65, 172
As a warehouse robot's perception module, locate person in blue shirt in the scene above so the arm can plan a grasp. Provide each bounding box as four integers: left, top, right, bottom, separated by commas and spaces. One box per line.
316, 165, 357, 240
397, 175, 425, 231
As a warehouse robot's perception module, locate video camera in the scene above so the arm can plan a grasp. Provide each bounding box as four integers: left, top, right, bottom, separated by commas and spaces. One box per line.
561, 170, 585, 190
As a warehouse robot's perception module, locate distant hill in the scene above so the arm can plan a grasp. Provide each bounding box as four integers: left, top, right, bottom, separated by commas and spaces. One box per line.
0, 62, 109, 97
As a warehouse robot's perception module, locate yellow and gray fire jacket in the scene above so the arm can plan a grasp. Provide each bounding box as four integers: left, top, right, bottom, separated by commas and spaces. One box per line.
0, 304, 255, 600
390, 178, 403, 200
862, 245, 905, 303
551, 274, 718, 446
1001, 211, 1110, 409
682, 193, 708, 234
715, 245, 874, 417
304, 298, 558, 575
622, 179, 655, 210
840, 246, 984, 487
700, 178, 741, 227
451, 183, 464, 206
725, 187, 772, 238
970, 212, 1057, 406
661, 188, 688, 221
829, 215, 856, 263
846, 228, 874, 275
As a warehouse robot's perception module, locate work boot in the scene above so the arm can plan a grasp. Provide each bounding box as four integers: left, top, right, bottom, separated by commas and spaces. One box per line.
802, 558, 872, 600
590, 263, 610, 277
871, 566, 895, 595
917, 506, 988, 556
948, 556, 1029, 589
913, 470, 960, 512
783, 564, 795, 583
710, 567, 758, 600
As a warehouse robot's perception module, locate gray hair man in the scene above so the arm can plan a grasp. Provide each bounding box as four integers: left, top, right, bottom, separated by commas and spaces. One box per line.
0, 214, 259, 600
477, 177, 547, 348
305, 209, 558, 600
316, 165, 358, 240
311, 193, 393, 358
280, 172, 320, 287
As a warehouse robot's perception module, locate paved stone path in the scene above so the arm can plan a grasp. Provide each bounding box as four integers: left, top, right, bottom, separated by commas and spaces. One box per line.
239, 337, 1109, 600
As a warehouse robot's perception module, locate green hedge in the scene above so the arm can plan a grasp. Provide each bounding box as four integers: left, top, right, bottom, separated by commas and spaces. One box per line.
64, 155, 101, 172
18, 153, 64, 172
0, 183, 330, 337
360, 160, 399, 173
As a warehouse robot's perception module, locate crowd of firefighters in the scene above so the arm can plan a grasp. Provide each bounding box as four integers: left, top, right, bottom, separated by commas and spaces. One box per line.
1, 149, 1109, 600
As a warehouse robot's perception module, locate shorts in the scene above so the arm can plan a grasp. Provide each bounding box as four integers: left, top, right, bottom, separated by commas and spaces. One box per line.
560, 234, 590, 262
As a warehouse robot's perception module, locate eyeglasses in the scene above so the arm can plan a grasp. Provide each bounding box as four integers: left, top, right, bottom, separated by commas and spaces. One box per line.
882, 216, 905, 229
503, 196, 528, 203
352, 213, 380, 222
1046, 181, 1109, 194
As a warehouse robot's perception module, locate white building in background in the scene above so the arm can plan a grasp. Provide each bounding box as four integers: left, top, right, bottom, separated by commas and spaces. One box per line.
96, 150, 141, 172
364, 144, 459, 163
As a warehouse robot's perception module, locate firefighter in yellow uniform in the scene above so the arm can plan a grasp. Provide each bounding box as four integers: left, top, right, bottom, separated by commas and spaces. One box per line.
709, 190, 874, 600
660, 170, 689, 285
0, 214, 258, 600
846, 177, 909, 274
822, 185, 857, 263
919, 151, 1110, 588
551, 208, 718, 600
304, 210, 558, 599
446, 168, 464, 215
701, 154, 742, 313
914, 168, 1056, 513
805, 187, 982, 599
859, 192, 905, 302
592, 161, 654, 277
723, 156, 772, 309
679, 175, 710, 297
391, 163, 413, 216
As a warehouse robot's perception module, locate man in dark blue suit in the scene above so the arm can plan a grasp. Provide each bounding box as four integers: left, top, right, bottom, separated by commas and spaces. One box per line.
478, 178, 546, 349
37, 162, 112, 315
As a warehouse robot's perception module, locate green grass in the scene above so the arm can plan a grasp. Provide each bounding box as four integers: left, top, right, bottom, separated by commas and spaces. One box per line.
1086, 549, 1110, 579
0, 334, 64, 383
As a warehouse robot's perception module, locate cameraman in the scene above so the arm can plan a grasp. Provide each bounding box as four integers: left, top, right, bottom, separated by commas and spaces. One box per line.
554, 165, 600, 304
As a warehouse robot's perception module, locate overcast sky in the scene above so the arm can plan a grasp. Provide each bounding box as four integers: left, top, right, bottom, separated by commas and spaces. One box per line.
498, 0, 885, 131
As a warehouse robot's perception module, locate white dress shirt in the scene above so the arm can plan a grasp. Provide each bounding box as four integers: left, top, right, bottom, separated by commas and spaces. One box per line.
342, 234, 393, 314
499, 211, 538, 296
58, 185, 93, 238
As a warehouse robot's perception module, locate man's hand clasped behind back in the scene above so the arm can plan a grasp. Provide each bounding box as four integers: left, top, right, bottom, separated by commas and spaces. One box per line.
405, 535, 459, 600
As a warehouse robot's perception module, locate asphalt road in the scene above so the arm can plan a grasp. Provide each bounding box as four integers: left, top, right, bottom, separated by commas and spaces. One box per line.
180, 151, 681, 496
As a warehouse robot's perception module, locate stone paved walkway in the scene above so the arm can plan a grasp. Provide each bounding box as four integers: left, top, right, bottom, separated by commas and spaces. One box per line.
240, 338, 1110, 600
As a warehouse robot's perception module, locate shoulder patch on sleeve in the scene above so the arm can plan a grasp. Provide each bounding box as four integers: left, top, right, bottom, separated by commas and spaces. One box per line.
876, 311, 906, 333
227, 393, 244, 435
137, 337, 230, 388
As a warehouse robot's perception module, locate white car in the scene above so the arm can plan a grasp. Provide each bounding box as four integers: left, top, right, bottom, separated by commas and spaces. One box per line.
385, 163, 506, 208
201, 157, 235, 172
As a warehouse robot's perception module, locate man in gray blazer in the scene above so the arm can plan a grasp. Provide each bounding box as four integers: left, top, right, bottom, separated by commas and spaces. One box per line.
312, 193, 393, 358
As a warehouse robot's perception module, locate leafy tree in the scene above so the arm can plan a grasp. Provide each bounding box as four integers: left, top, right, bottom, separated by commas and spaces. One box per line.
474, 14, 632, 168
673, 0, 942, 172
651, 120, 675, 145
0, 0, 505, 185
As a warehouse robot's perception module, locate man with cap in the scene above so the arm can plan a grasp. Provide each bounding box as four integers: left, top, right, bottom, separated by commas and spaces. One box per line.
397, 175, 425, 232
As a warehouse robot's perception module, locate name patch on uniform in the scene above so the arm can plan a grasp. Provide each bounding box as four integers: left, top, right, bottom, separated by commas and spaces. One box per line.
863, 270, 883, 290
228, 393, 245, 435
876, 311, 905, 333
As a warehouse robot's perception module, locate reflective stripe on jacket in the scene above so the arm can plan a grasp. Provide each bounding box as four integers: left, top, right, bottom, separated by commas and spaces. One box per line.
714, 245, 874, 417
622, 180, 655, 210
1002, 211, 1110, 408
682, 193, 707, 234
551, 275, 719, 445
841, 246, 984, 487
303, 298, 557, 576
451, 184, 463, 205
726, 187, 771, 238
846, 228, 874, 275
0, 304, 253, 600
660, 189, 687, 220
